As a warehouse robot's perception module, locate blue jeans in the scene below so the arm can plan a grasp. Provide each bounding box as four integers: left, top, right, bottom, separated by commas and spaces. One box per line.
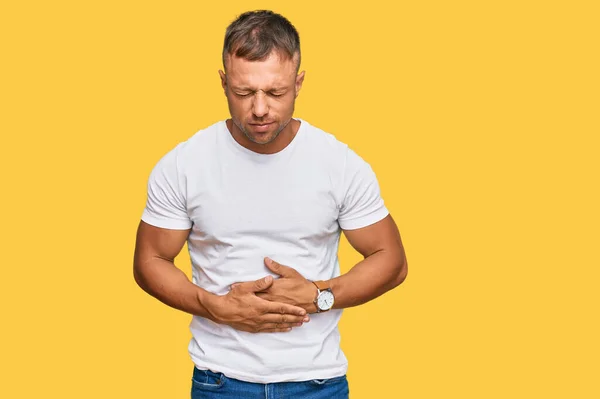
191, 367, 349, 399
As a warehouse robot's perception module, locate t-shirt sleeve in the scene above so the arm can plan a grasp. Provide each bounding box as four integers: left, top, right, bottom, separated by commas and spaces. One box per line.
338, 147, 389, 230
141, 143, 193, 230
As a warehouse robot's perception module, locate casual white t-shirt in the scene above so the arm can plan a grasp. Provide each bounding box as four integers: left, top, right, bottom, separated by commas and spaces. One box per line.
141, 118, 389, 383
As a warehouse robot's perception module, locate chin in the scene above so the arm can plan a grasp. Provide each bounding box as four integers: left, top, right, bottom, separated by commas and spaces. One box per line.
243, 125, 281, 145
248, 132, 278, 145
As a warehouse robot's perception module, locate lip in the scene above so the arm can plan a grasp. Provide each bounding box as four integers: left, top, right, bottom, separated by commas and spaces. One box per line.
249, 122, 274, 132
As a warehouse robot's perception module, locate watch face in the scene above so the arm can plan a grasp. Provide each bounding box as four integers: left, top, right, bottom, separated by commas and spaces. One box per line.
317, 290, 334, 310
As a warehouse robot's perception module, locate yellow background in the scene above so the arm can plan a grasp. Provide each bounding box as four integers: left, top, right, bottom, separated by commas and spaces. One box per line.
1, 1, 598, 398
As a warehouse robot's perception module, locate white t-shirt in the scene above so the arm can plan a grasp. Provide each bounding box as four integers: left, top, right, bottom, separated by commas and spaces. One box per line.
141, 118, 389, 383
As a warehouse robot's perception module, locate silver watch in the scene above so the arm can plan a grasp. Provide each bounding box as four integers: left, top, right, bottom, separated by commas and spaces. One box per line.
312, 281, 334, 312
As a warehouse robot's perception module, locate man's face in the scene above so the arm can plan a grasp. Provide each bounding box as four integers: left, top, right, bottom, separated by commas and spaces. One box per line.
219, 51, 304, 147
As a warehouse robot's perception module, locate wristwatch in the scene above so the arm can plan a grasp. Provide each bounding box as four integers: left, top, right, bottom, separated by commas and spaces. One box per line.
312, 280, 335, 312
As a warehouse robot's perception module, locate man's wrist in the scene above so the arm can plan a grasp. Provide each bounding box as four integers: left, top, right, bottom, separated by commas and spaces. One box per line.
309, 281, 320, 313
311, 280, 335, 313
196, 288, 220, 322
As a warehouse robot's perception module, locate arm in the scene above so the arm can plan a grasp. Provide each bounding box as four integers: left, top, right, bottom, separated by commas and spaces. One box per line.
329, 213, 407, 309
329, 146, 407, 308
133, 220, 209, 316
257, 214, 407, 312
256, 147, 406, 311
133, 220, 308, 332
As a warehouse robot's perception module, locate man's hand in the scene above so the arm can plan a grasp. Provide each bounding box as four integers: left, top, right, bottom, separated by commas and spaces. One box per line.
255, 258, 318, 314
205, 275, 310, 333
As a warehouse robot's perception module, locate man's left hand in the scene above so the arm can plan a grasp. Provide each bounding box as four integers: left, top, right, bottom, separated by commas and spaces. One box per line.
254, 257, 318, 314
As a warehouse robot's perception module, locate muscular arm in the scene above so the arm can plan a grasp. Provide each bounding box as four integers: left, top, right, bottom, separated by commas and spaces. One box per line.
133, 221, 215, 317
257, 214, 407, 312
133, 220, 308, 332
329, 213, 408, 309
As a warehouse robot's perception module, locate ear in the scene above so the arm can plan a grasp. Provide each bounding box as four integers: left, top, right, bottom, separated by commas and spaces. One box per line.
218, 70, 227, 93
295, 71, 305, 98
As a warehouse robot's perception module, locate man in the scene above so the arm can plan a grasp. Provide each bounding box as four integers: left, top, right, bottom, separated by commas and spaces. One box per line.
134, 9, 407, 399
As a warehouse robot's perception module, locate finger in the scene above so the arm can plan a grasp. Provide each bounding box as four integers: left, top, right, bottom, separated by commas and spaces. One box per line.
229, 280, 256, 293
264, 257, 297, 277
255, 298, 310, 322
261, 313, 306, 324
263, 301, 306, 316
248, 275, 273, 293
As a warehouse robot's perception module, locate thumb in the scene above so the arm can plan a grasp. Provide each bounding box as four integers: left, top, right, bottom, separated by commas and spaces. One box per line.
264, 257, 292, 277
251, 275, 273, 293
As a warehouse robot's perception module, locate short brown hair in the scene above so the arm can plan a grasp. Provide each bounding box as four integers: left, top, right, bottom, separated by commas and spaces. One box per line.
222, 10, 301, 71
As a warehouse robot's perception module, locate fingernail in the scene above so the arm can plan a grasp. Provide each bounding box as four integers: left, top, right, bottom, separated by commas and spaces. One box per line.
265, 257, 272, 264
303, 316, 310, 322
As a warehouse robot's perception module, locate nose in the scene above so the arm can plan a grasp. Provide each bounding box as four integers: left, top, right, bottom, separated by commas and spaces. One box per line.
252, 91, 269, 118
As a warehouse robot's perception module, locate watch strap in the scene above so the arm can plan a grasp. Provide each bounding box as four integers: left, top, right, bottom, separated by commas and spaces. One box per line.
312, 280, 330, 291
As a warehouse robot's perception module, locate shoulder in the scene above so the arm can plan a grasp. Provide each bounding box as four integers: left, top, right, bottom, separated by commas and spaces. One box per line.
298, 119, 349, 158
148, 120, 224, 173
298, 119, 371, 169
176, 120, 224, 160
146, 120, 224, 180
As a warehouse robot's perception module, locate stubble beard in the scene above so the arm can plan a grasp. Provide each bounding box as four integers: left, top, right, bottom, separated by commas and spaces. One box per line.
235, 117, 293, 146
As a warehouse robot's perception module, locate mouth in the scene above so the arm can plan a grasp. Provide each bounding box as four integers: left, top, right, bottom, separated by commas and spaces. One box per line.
249, 122, 274, 132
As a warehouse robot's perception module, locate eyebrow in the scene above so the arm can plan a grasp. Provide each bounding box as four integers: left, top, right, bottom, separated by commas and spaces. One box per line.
231, 86, 288, 92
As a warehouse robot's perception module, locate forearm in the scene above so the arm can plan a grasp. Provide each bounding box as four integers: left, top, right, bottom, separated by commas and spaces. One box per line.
134, 257, 216, 320
328, 248, 407, 309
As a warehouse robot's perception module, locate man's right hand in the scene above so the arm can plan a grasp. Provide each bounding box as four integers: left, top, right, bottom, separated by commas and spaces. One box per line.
205, 275, 310, 333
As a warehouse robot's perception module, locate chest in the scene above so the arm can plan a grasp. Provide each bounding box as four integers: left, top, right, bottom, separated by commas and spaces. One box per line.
186, 160, 340, 243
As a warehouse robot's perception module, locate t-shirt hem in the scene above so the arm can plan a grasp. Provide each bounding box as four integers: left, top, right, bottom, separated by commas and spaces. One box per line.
339, 206, 390, 230
190, 358, 348, 384
141, 211, 192, 230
